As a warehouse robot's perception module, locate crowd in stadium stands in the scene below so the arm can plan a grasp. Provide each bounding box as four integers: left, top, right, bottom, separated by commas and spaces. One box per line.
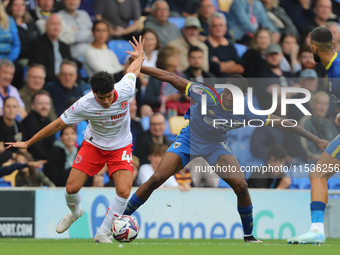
1, 0, 340, 190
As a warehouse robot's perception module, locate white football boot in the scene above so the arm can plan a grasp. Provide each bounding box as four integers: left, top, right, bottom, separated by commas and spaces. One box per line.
287, 230, 326, 244
94, 231, 113, 243
55, 209, 83, 234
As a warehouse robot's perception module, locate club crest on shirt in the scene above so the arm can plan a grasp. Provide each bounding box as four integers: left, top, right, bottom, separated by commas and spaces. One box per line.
173, 142, 181, 148
120, 101, 128, 109
74, 155, 82, 164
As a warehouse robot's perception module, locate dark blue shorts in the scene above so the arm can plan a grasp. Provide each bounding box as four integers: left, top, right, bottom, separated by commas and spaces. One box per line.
166, 124, 232, 167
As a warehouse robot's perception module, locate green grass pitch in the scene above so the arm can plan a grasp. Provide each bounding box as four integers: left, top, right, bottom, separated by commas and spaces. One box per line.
1, 239, 340, 255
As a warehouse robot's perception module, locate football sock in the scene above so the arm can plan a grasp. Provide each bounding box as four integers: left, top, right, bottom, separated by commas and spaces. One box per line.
310, 201, 326, 234
123, 193, 145, 215
65, 190, 82, 216
238, 204, 254, 236
98, 195, 128, 234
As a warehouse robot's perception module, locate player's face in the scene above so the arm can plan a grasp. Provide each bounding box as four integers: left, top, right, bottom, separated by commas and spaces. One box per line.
60, 127, 77, 148
3, 98, 19, 120
222, 89, 233, 109
95, 91, 114, 109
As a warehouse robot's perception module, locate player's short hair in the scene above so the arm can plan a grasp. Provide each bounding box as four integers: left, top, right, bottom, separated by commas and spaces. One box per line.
267, 146, 287, 161
90, 71, 115, 94
226, 74, 248, 94
149, 144, 169, 156
31, 90, 52, 104
310, 27, 333, 51
188, 46, 203, 57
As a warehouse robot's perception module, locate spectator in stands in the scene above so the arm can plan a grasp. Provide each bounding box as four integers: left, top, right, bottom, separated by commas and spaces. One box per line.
184, 46, 215, 82
6, 0, 40, 61
255, 43, 297, 110
168, 16, 209, 72
228, 0, 279, 44
300, 91, 338, 161
137, 144, 179, 187
58, 0, 93, 61
242, 28, 272, 78
29, 0, 75, 45
47, 60, 83, 116
22, 90, 55, 160
134, 113, 172, 165
312, 0, 334, 28
287, 69, 317, 122
83, 20, 123, 79
0, 60, 26, 118
205, 12, 244, 78
144, 0, 181, 47
297, 44, 327, 79
19, 64, 57, 120
0, 97, 24, 165
0, 1, 20, 62
130, 97, 143, 151
279, 0, 315, 34
15, 151, 55, 187
247, 146, 291, 189
261, 0, 300, 41
280, 34, 301, 73
43, 125, 77, 186
94, 0, 141, 40
139, 28, 160, 88
326, 21, 340, 52
145, 46, 189, 115
198, 0, 216, 36
29, 14, 73, 83
0, 155, 45, 178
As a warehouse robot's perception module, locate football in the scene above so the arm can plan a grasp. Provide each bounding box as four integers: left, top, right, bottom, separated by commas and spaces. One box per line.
112, 215, 139, 242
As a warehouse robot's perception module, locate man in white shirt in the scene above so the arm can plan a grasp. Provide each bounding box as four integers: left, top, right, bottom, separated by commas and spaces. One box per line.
6, 36, 145, 243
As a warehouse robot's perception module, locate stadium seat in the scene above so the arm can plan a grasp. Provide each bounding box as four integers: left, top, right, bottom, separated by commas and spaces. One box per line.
0, 178, 12, 187
234, 43, 247, 57
79, 67, 89, 80
168, 17, 186, 30
107, 40, 134, 65
211, 0, 220, 10
168, 116, 189, 135
328, 174, 340, 189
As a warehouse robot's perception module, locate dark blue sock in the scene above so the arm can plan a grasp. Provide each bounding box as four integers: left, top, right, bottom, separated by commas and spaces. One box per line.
238, 204, 253, 236
310, 201, 326, 223
123, 193, 145, 215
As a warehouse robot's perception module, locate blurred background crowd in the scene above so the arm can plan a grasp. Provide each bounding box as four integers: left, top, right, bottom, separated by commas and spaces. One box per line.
0, 0, 340, 191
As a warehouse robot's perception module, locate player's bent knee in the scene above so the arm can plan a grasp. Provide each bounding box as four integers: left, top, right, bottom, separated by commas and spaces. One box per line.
66, 184, 81, 194
233, 180, 249, 197
116, 189, 131, 199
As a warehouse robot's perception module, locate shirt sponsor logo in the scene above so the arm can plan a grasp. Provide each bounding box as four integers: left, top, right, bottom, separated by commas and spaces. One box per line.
111, 112, 127, 120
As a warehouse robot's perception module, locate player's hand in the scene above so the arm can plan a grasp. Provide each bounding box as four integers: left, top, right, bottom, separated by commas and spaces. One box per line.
335, 113, 340, 126
126, 36, 145, 59
316, 139, 330, 151
5, 141, 29, 150
28, 160, 47, 169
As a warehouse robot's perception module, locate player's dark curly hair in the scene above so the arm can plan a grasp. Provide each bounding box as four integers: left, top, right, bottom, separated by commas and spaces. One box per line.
226, 74, 248, 94
90, 71, 115, 94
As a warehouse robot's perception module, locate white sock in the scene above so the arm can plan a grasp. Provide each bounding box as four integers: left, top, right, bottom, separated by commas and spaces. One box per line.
65, 190, 82, 216
98, 195, 128, 234
310, 223, 324, 234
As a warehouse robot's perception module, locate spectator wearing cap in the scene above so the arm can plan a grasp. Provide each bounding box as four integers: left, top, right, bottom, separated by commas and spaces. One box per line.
168, 16, 209, 72
228, 0, 279, 45
287, 69, 318, 122
144, 0, 181, 47
205, 12, 244, 78
256, 43, 297, 111
300, 91, 338, 161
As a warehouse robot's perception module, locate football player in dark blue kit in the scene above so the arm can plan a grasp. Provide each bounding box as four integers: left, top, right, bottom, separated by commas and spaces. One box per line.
124, 64, 328, 242
288, 26, 340, 244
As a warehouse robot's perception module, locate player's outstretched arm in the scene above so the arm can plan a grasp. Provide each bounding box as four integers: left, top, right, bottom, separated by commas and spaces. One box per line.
5, 117, 67, 150
140, 66, 189, 94
269, 114, 329, 151
126, 36, 145, 77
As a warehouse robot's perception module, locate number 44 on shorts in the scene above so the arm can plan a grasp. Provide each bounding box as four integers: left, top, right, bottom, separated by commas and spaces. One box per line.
121, 150, 132, 163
